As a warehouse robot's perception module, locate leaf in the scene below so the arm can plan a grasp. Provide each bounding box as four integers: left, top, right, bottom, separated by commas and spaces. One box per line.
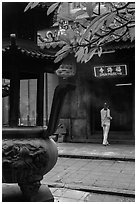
97, 35, 109, 46
47, 3, 59, 15
104, 2, 113, 11
125, 13, 133, 20
84, 48, 97, 63
91, 12, 112, 35
122, 35, 128, 42
58, 12, 75, 21
81, 12, 110, 40
24, 2, 34, 12
61, 2, 69, 11
106, 13, 116, 27
98, 47, 102, 57
58, 2, 70, 18
31, 2, 39, 9
54, 51, 69, 63
52, 22, 59, 27
75, 47, 83, 57
24, 2, 40, 12
129, 27, 135, 42
75, 18, 87, 26
81, 47, 88, 63
55, 45, 72, 57
75, 47, 85, 63
86, 2, 96, 18
81, 2, 87, 7
114, 27, 126, 36
92, 20, 105, 35
74, 9, 86, 18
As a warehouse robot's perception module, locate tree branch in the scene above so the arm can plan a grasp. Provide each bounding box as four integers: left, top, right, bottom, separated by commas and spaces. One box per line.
113, 2, 130, 11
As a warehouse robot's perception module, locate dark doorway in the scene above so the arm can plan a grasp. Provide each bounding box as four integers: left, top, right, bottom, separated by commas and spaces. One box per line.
93, 82, 134, 132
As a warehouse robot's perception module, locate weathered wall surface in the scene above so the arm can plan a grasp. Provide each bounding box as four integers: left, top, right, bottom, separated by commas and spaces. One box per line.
60, 48, 135, 143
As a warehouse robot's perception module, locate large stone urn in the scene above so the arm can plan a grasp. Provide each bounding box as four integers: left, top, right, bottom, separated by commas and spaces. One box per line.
2, 34, 75, 201
2, 128, 58, 201
2, 83, 74, 202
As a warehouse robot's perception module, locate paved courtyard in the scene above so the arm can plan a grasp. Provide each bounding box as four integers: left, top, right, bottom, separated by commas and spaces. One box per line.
57, 143, 135, 160
42, 157, 135, 201
50, 187, 135, 202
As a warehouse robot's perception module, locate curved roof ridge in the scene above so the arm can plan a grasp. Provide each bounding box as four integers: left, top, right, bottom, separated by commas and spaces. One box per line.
2, 37, 56, 59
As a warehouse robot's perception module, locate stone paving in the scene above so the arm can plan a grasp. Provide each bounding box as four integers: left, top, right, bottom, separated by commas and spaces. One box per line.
42, 143, 135, 201
57, 143, 135, 160
42, 157, 135, 200
50, 187, 135, 202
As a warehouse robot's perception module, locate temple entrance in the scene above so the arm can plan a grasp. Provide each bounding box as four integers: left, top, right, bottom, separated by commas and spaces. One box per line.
88, 77, 134, 143
93, 83, 133, 132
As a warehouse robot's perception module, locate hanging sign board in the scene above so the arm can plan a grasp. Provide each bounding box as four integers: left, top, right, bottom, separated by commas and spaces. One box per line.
94, 65, 127, 78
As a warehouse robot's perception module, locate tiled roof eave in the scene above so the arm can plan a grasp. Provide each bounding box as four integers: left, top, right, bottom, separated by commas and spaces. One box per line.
2, 45, 55, 60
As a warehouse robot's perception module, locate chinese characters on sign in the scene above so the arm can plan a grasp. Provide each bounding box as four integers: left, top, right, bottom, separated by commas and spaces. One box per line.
94, 65, 127, 78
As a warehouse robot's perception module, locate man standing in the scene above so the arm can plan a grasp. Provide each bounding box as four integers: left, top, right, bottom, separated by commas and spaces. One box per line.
100, 102, 112, 146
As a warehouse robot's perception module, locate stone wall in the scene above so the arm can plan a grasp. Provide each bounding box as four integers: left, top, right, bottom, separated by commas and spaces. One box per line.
59, 48, 135, 143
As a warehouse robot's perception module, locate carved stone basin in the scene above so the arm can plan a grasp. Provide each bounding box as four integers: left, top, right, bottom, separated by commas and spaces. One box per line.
2, 127, 58, 184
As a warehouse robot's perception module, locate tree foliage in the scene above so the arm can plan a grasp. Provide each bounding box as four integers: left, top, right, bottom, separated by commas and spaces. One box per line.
25, 2, 135, 63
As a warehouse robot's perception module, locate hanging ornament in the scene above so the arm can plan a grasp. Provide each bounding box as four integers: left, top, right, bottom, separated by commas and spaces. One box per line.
56, 54, 76, 79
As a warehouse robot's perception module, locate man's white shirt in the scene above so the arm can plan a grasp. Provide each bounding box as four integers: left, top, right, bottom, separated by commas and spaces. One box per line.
100, 108, 112, 127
